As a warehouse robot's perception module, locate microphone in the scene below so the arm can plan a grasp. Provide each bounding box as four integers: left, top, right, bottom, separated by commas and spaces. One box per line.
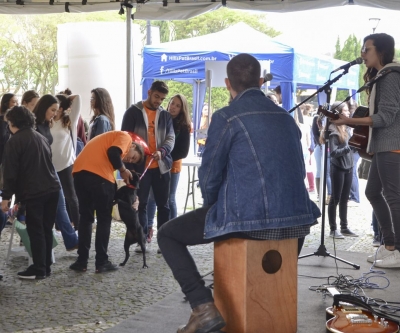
331, 57, 363, 73
357, 70, 390, 93
263, 73, 273, 83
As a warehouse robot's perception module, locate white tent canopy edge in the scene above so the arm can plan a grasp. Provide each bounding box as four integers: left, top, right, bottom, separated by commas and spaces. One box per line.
2, 1, 400, 18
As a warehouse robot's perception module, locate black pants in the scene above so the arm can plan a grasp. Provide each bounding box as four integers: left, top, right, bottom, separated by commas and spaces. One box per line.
328, 164, 353, 231
74, 171, 116, 266
157, 206, 305, 309
24, 192, 59, 275
58, 165, 80, 229
366, 152, 400, 250
138, 168, 170, 235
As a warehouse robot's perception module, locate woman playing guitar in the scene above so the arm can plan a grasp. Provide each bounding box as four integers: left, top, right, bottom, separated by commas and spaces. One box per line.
332, 33, 400, 268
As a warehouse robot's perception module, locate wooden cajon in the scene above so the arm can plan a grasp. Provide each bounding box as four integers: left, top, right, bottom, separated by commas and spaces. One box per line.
214, 238, 298, 333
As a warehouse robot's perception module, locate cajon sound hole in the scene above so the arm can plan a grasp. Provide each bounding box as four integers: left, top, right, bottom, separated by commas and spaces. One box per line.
262, 250, 282, 274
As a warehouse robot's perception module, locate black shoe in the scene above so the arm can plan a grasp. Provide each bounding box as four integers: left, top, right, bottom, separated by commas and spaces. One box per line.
96, 261, 118, 273
340, 228, 359, 237
0, 273, 3, 280
17, 266, 46, 280
69, 260, 87, 272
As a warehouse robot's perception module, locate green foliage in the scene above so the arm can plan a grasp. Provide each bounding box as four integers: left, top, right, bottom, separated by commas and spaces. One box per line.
160, 81, 230, 120
0, 12, 124, 97
147, 8, 280, 43
333, 34, 366, 105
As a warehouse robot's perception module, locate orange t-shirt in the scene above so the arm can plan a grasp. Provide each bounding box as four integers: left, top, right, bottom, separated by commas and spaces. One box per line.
73, 131, 132, 183
144, 105, 159, 169
171, 159, 182, 174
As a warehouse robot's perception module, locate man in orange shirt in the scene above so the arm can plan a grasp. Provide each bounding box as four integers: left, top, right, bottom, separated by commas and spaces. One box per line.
70, 131, 143, 273
121, 81, 175, 251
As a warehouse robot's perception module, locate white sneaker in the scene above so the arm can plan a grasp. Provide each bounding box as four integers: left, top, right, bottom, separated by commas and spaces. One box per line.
373, 250, 400, 268
367, 245, 394, 263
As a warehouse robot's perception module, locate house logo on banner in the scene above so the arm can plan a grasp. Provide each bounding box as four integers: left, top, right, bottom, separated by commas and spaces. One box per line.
161, 54, 168, 62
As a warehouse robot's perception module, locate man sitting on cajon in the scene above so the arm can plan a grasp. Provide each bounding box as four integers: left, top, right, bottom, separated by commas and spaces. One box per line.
157, 53, 321, 333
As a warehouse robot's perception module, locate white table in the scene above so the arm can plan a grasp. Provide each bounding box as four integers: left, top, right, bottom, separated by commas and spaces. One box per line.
182, 157, 202, 213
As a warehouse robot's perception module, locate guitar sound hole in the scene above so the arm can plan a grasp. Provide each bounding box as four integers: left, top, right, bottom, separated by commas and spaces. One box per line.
262, 250, 282, 274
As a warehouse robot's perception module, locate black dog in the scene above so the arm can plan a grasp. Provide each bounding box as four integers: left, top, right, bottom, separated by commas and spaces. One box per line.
113, 171, 147, 268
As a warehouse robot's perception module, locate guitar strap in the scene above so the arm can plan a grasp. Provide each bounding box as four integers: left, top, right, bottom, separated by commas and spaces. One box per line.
333, 294, 400, 325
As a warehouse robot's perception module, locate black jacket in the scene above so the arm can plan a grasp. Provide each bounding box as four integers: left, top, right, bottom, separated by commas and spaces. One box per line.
0, 115, 11, 165
329, 125, 353, 171
1, 127, 60, 202
171, 118, 190, 161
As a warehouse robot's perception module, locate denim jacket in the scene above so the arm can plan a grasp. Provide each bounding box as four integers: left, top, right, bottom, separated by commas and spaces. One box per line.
199, 88, 320, 239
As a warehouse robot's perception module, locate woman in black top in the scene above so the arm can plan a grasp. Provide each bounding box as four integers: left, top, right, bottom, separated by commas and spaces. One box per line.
327, 102, 357, 239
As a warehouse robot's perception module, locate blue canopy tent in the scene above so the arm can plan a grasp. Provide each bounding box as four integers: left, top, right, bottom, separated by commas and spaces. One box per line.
142, 23, 359, 135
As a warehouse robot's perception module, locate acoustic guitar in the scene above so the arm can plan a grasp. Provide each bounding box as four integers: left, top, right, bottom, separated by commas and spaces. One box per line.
326, 303, 399, 333
317, 105, 372, 161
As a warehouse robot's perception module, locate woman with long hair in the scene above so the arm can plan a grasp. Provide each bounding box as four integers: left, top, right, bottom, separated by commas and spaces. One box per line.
327, 102, 357, 239
33, 95, 79, 251
146, 94, 191, 247
21, 90, 39, 112
88, 88, 115, 140
332, 33, 400, 267
1, 106, 60, 279
51, 92, 81, 231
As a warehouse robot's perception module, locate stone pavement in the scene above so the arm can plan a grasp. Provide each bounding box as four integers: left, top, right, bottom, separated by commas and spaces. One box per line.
0, 171, 378, 333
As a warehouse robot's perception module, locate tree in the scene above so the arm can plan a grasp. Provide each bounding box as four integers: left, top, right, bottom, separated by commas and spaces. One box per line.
0, 12, 124, 97
333, 35, 366, 105
146, 8, 279, 115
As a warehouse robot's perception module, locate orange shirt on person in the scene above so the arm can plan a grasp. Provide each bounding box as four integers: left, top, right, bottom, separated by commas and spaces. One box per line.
72, 131, 132, 183
144, 105, 159, 169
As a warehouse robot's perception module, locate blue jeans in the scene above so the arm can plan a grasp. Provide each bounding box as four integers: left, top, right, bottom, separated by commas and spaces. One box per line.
0, 210, 7, 235
314, 145, 332, 195
56, 188, 79, 250
147, 171, 181, 230
372, 211, 380, 237
349, 150, 360, 203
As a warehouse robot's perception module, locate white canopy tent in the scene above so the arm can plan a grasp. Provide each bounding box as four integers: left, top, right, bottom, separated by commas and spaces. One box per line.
2, 0, 400, 108
1, 1, 400, 18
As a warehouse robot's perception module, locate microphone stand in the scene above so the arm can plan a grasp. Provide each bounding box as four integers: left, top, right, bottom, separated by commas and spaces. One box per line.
295, 70, 360, 269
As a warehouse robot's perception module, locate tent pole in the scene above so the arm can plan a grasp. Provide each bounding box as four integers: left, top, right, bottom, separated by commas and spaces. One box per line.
126, 4, 133, 108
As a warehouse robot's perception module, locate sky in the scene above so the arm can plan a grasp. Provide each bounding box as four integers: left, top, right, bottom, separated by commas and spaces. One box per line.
264, 5, 400, 56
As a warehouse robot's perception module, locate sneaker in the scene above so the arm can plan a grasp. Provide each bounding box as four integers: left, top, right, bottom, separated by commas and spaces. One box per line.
67, 244, 79, 252
367, 245, 394, 263
147, 228, 154, 243
329, 230, 344, 239
134, 243, 148, 253
372, 235, 381, 247
340, 228, 359, 237
17, 266, 46, 280
373, 250, 400, 268
95, 261, 118, 273
347, 200, 360, 207
69, 260, 87, 272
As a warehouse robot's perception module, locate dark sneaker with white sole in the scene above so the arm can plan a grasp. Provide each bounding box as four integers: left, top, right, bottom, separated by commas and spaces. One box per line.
340, 228, 359, 237
17, 266, 46, 280
95, 261, 118, 273
329, 230, 344, 239
69, 260, 87, 272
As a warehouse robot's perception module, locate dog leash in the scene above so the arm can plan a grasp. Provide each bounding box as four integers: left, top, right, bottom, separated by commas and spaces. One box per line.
139, 157, 154, 181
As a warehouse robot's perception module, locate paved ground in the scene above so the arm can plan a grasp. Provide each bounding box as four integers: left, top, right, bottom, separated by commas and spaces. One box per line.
0, 168, 378, 333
